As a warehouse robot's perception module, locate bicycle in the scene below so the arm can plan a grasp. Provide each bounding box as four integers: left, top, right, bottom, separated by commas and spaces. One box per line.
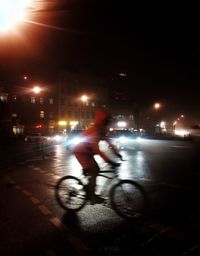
55, 164, 147, 219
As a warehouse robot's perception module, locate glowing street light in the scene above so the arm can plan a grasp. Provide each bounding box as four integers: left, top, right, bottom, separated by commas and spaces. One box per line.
0, 0, 32, 32
32, 86, 42, 94
81, 95, 88, 103
154, 102, 161, 111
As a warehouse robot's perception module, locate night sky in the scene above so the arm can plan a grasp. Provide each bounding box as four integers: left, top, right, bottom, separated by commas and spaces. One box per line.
0, 1, 200, 123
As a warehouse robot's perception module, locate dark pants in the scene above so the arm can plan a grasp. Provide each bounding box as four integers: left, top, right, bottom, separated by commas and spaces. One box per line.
74, 152, 100, 197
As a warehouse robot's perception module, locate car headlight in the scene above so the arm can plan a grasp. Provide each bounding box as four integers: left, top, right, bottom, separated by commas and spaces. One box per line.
71, 137, 82, 145
53, 135, 62, 142
136, 136, 142, 142
118, 136, 129, 143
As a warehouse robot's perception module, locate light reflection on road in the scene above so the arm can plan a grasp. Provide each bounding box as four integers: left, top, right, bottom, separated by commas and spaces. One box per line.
52, 143, 153, 183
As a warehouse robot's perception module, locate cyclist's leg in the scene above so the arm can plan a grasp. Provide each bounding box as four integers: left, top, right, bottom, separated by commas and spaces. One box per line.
74, 152, 99, 198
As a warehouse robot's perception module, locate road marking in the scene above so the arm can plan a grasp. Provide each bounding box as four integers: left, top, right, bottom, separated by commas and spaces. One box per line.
171, 145, 192, 148
183, 244, 200, 255
49, 217, 89, 254
15, 185, 22, 190
32, 167, 42, 171
9, 174, 89, 255
142, 226, 170, 246
188, 244, 199, 252
38, 205, 52, 215
22, 190, 32, 196
39, 170, 46, 174
50, 217, 68, 232
30, 196, 41, 204
143, 225, 183, 244
4, 176, 16, 185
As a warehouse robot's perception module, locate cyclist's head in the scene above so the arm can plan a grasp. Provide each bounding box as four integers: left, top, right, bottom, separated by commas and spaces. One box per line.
94, 109, 111, 127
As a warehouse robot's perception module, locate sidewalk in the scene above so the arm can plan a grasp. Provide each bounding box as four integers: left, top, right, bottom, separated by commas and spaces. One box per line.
0, 175, 74, 256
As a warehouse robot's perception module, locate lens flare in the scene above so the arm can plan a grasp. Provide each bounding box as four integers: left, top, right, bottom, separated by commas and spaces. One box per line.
0, 0, 32, 32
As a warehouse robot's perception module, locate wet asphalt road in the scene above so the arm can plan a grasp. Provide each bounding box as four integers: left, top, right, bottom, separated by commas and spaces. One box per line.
0, 138, 200, 255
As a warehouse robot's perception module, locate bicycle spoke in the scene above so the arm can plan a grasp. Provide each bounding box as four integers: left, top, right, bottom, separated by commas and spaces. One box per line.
55, 176, 87, 211
110, 180, 146, 219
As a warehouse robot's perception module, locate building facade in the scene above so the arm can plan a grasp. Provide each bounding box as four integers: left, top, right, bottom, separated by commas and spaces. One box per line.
58, 70, 109, 131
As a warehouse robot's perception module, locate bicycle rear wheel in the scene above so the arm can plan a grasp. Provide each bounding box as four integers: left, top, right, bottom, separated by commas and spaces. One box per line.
55, 176, 87, 211
110, 180, 146, 219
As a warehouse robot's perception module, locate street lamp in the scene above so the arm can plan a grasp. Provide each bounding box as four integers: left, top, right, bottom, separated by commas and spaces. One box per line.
32, 86, 42, 94
0, 0, 32, 32
79, 95, 89, 128
81, 95, 88, 103
153, 102, 162, 133
154, 102, 161, 111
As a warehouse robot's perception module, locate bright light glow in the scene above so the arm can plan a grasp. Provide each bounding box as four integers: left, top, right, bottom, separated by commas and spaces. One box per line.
32, 86, 42, 94
81, 95, 88, 102
53, 135, 62, 142
174, 129, 189, 137
118, 136, 129, 143
70, 121, 78, 126
118, 73, 127, 77
58, 121, 67, 126
117, 121, 127, 127
136, 137, 143, 142
154, 103, 161, 110
0, 0, 32, 32
71, 137, 82, 145
70, 121, 78, 130
160, 121, 166, 129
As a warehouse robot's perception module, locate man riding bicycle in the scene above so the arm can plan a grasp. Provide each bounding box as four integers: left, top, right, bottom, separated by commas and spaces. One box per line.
73, 109, 122, 203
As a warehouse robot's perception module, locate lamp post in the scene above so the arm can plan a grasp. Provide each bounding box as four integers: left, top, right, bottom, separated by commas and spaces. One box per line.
31, 85, 44, 132
153, 102, 162, 133
79, 95, 89, 128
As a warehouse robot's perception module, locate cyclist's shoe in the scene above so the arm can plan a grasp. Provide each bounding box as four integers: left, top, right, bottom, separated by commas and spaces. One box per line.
90, 195, 105, 205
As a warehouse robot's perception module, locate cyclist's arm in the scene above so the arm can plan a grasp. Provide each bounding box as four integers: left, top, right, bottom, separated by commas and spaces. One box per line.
105, 137, 123, 159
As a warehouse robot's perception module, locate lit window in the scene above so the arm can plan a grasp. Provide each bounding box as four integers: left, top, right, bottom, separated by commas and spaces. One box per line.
40, 111, 44, 118
40, 98, 44, 104
31, 97, 36, 103
49, 98, 53, 104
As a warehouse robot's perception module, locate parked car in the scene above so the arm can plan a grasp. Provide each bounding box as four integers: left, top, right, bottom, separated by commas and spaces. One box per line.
25, 133, 51, 143
24, 133, 42, 142
108, 130, 141, 149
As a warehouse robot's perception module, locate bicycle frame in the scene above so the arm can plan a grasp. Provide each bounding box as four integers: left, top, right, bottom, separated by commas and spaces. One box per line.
78, 167, 120, 199
55, 165, 147, 219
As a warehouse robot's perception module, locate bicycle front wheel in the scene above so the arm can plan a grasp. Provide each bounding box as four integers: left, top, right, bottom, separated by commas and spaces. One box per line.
110, 180, 146, 219
55, 176, 87, 211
